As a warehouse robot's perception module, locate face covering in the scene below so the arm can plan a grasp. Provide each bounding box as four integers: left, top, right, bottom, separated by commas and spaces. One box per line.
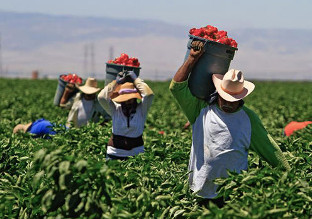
121, 101, 137, 127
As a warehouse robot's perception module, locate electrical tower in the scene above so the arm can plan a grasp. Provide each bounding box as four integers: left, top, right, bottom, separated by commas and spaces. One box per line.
109, 46, 114, 60
90, 43, 95, 78
83, 44, 89, 77
83, 43, 96, 78
0, 33, 3, 77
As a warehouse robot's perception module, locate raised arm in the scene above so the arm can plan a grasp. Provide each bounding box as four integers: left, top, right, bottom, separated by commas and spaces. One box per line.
173, 41, 204, 82
60, 83, 76, 109
98, 72, 128, 116
169, 41, 207, 124
97, 80, 118, 116
134, 77, 154, 115
125, 71, 154, 115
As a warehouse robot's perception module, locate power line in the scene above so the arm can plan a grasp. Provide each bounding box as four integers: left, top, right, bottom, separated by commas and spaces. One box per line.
83, 44, 89, 77
109, 46, 114, 60
90, 42, 95, 78
83, 43, 96, 78
0, 33, 3, 77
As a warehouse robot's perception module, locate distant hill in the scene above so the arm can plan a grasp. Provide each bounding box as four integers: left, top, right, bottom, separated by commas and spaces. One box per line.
0, 11, 186, 50
1, 11, 311, 80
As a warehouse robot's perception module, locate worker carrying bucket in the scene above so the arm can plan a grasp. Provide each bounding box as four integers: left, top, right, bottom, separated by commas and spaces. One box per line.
98, 69, 154, 160
53, 73, 83, 106
170, 38, 290, 207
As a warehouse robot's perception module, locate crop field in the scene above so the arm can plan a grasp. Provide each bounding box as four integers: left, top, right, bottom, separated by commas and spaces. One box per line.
0, 78, 312, 218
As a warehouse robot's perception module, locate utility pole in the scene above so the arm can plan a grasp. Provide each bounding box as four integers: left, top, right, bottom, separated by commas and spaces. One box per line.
83, 43, 96, 78
0, 33, 3, 77
109, 46, 114, 60
83, 44, 89, 77
90, 42, 95, 78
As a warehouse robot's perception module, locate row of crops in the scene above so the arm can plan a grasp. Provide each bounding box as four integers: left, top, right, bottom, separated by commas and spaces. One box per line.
0, 78, 311, 218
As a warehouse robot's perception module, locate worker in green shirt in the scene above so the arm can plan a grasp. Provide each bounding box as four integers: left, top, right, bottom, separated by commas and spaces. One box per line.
169, 41, 290, 207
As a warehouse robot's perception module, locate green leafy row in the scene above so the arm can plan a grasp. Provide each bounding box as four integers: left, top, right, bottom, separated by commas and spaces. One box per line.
0, 78, 311, 218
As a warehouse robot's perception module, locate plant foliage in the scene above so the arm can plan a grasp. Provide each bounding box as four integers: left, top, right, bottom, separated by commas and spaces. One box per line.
0, 78, 311, 218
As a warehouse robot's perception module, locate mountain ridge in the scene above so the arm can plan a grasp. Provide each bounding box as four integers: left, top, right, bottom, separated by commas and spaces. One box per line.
1, 11, 311, 80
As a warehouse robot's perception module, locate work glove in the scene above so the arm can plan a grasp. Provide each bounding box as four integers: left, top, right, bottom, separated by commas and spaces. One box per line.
116, 71, 127, 84
191, 41, 204, 52
126, 71, 137, 82
190, 41, 205, 60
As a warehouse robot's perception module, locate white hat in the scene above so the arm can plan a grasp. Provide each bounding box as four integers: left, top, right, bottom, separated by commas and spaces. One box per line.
212, 69, 255, 102
77, 77, 100, 94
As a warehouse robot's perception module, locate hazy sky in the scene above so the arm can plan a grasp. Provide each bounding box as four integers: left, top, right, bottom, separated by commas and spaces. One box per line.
1, 0, 311, 29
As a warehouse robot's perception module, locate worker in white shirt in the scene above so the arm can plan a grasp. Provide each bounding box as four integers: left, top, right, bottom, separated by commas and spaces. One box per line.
98, 71, 154, 160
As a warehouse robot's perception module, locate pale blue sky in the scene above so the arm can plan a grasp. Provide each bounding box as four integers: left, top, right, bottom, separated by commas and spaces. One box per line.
1, 0, 311, 29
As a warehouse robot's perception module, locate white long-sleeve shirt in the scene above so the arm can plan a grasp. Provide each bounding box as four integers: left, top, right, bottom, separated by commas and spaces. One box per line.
98, 78, 154, 157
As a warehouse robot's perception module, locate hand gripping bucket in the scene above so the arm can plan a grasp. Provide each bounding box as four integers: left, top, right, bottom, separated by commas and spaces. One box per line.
53, 75, 79, 106
105, 63, 140, 85
185, 35, 238, 100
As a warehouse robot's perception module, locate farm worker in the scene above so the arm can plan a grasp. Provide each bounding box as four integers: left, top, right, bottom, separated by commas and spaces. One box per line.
13, 118, 58, 138
169, 41, 290, 206
284, 121, 312, 136
60, 77, 110, 128
98, 71, 154, 160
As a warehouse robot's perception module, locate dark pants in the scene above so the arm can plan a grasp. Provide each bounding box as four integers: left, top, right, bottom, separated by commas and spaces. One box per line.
197, 196, 225, 208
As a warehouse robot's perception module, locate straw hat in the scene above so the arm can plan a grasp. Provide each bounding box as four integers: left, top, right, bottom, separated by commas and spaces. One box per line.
111, 82, 142, 103
77, 77, 100, 94
13, 122, 32, 134
212, 69, 255, 102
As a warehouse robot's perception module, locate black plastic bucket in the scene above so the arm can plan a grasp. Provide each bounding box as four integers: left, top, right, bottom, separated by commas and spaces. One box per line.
105, 63, 140, 85
185, 35, 238, 100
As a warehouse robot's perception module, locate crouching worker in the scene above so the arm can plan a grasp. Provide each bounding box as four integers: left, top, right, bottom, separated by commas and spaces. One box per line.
60, 77, 110, 128
98, 71, 154, 160
169, 41, 290, 207
13, 118, 59, 138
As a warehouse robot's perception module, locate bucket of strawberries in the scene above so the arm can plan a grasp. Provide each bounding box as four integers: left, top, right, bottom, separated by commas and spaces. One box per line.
186, 24, 238, 100
105, 53, 141, 85
53, 73, 83, 106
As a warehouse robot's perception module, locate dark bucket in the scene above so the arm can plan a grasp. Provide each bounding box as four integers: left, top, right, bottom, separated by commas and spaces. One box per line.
53, 75, 79, 106
185, 35, 238, 100
105, 63, 140, 85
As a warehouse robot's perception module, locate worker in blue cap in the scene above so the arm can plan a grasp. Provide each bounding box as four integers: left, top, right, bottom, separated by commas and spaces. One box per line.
13, 118, 61, 138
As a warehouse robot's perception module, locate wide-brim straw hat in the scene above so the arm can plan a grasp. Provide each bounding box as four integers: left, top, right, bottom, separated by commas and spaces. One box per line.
13, 122, 32, 134
111, 82, 142, 103
77, 77, 100, 94
212, 69, 255, 102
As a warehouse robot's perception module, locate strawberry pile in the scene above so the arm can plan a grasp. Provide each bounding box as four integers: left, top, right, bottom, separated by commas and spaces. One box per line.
61, 73, 83, 84
107, 53, 140, 67
189, 25, 237, 48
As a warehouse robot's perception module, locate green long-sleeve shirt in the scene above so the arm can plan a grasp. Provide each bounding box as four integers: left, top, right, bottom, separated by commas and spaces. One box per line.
170, 79, 290, 198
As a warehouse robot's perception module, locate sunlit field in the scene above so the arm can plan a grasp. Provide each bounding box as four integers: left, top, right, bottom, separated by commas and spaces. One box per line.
0, 78, 311, 218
